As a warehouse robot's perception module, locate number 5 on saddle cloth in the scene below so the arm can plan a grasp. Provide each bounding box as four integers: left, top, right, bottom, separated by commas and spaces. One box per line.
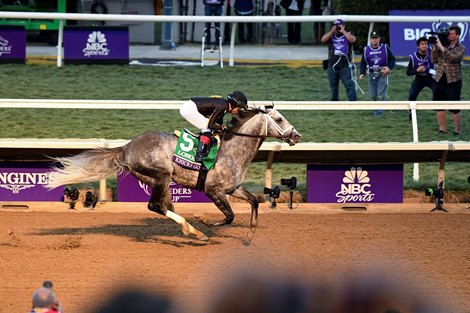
172, 129, 219, 172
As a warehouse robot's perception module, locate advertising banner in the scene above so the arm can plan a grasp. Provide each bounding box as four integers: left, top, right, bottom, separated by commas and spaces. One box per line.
117, 172, 211, 203
64, 26, 129, 64
389, 10, 470, 56
0, 26, 26, 64
0, 162, 63, 201
307, 164, 403, 203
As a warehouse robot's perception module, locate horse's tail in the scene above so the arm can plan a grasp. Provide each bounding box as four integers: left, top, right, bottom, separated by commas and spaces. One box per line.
47, 147, 125, 189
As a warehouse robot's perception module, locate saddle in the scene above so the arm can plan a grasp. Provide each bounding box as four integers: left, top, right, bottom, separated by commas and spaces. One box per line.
172, 129, 220, 190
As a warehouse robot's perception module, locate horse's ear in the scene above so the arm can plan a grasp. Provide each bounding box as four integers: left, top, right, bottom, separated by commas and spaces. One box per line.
265, 104, 274, 111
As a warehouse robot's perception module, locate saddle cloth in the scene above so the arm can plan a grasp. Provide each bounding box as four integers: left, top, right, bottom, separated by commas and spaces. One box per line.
172, 129, 218, 171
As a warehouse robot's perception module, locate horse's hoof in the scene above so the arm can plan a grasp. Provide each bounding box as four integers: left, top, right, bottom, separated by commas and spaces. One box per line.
194, 214, 210, 226
197, 233, 209, 241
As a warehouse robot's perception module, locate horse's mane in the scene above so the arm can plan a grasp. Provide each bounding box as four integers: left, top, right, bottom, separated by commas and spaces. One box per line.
224, 108, 266, 140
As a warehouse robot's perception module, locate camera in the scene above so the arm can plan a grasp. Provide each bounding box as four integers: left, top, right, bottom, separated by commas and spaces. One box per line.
84, 191, 98, 209
428, 28, 449, 46
425, 181, 447, 212
281, 177, 297, 190
63, 187, 79, 209
424, 186, 444, 199
263, 186, 280, 199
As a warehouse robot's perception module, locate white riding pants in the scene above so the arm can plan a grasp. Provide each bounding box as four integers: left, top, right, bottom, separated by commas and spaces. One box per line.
180, 100, 210, 132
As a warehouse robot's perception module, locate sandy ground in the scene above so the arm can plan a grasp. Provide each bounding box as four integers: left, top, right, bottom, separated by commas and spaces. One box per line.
0, 201, 469, 313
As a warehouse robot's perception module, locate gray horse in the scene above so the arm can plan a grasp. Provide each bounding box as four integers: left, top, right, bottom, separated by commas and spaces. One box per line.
47, 107, 301, 241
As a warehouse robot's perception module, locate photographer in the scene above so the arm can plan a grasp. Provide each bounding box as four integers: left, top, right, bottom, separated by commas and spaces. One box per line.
359, 31, 396, 117
406, 37, 436, 120
431, 25, 466, 136
321, 18, 357, 102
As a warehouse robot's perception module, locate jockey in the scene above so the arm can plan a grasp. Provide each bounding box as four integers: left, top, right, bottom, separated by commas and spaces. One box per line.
180, 91, 248, 162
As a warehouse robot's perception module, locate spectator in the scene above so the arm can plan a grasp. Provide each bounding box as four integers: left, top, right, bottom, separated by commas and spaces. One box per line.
204, 0, 225, 51
280, 0, 305, 44
92, 290, 173, 313
309, 0, 327, 44
359, 31, 396, 116
205, 270, 444, 313
234, 0, 254, 44
29, 287, 62, 313
321, 18, 357, 101
406, 36, 436, 120
431, 25, 466, 136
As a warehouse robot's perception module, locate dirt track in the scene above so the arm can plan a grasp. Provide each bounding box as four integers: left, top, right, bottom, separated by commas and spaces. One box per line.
0, 204, 469, 313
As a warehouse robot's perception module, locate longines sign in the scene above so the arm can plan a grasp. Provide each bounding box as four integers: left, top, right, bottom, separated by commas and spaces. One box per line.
0, 163, 63, 201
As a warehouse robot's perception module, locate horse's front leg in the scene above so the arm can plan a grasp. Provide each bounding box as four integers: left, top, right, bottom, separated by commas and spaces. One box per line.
229, 185, 259, 230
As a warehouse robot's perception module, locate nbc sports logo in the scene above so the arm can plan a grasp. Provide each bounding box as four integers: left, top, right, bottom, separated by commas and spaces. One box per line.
335, 167, 376, 203
82, 31, 111, 57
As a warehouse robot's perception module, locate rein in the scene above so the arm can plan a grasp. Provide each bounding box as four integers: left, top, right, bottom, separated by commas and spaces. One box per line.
229, 111, 294, 139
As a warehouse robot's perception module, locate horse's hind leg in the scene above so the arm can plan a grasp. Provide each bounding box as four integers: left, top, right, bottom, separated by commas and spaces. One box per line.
147, 179, 208, 241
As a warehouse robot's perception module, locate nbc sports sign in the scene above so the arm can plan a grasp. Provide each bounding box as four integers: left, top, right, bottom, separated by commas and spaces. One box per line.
64, 26, 129, 64
389, 10, 470, 56
307, 164, 403, 203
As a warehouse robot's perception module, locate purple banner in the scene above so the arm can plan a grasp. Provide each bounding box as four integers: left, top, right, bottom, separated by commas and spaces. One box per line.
0, 26, 26, 63
64, 26, 129, 64
0, 163, 63, 201
307, 164, 403, 203
117, 172, 211, 202
390, 10, 470, 56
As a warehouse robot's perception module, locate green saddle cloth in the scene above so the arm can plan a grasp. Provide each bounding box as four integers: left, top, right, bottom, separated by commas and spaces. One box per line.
172, 129, 218, 171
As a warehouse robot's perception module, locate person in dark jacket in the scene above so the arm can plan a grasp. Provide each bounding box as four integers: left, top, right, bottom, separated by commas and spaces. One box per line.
180, 91, 248, 162
406, 36, 436, 120
280, 0, 305, 44
234, 0, 254, 43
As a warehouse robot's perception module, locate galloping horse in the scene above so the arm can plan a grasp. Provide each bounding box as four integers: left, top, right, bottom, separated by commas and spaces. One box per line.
47, 106, 301, 241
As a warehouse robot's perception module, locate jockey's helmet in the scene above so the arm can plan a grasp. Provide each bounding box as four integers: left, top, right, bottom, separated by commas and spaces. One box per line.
227, 91, 248, 110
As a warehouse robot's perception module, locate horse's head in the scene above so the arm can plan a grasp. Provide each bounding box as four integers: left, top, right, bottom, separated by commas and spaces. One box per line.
229, 106, 301, 146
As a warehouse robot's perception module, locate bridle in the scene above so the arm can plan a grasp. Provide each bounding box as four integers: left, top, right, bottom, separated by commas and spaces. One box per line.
230, 110, 295, 141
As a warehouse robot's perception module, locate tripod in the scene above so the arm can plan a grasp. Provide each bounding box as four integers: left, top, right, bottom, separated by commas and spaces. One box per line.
430, 196, 448, 212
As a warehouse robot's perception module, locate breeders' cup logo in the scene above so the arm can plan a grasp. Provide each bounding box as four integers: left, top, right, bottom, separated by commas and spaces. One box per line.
138, 181, 193, 202
335, 167, 375, 203
83, 31, 111, 57
0, 36, 12, 57
404, 21, 468, 41
0, 172, 49, 194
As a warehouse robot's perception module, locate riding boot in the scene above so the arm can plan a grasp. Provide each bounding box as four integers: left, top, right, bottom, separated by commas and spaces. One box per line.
195, 141, 208, 163
195, 133, 212, 163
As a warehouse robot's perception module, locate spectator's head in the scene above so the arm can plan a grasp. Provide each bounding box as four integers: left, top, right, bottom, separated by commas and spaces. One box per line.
448, 25, 461, 36
93, 290, 173, 313
416, 36, 428, 46
333, 18, 344, 26
32, 287, 56, 309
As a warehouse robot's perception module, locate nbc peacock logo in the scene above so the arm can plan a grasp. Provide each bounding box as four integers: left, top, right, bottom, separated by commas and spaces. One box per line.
335, 167, 375, 203
82, 31, 111, 57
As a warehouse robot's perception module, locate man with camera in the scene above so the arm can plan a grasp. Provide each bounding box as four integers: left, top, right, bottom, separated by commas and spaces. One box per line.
359, 31, 396, 116
431, 25, 466, 136
406, 36, 436, 120
321, 18, 357, 102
